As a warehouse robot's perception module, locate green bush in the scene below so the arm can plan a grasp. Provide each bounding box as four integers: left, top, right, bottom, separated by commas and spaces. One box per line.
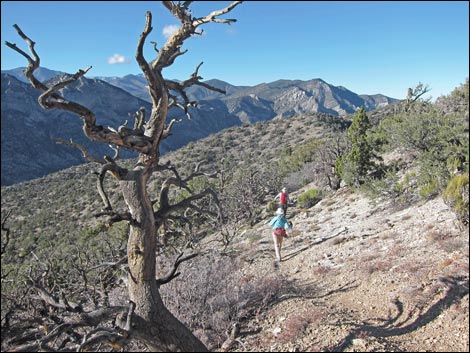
266, 200, 278, 213
297, 188, 324, 208
443, 173, 469, 224
278, 140, 321, 176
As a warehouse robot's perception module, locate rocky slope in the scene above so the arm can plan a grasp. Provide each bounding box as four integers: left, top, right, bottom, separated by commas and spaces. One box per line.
215, 185, 469, 352
2, 164, 467, 352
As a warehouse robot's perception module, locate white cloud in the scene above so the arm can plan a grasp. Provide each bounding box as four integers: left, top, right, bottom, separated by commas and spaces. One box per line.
108, 54, 128, 65
162, 24, 179, 39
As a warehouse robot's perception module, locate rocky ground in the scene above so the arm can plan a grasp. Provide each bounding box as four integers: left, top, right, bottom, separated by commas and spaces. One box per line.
221, 186, 469, 352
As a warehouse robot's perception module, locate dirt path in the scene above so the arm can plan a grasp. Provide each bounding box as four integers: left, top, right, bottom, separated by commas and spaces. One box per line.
229, 187, 469, 352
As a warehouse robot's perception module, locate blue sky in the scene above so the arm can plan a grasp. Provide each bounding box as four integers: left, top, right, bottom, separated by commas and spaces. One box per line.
1, 1, 468, 100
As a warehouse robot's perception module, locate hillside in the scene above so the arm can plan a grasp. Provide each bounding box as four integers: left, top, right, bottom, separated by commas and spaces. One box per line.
1, 96, 468, 351
0, 111, 348, 249
2, 171, 468, 352
215, 185, 469, 352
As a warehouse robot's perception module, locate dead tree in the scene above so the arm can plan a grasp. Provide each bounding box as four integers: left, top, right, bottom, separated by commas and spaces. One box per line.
404, 82, 431, 112
5, 1, 242, 351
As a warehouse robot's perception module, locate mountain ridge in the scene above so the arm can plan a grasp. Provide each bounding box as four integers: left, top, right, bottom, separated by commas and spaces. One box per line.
1, 67, 398, 186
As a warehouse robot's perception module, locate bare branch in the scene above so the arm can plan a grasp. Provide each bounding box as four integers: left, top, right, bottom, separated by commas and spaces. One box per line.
135, 11, 170, 151
133, 106, 147, 130
156, 252, 198, 286
77, 327, 129, 352
165, 62, 226, 119
5, 24, 50, 92
1, 209, 12, 255
6, 25, 152, 154
154, 161, 221, 230
89, 255, 128, 271
405, 82, 432, 112
54, 138, 106, 164
182, 1, 194, 11
28, 275, 83, 312
192, 1, 243, 27
156, 2, 242, 72
162, 118, 183, 139
155, 160, 182, 178
183, 161, 219, 182
158, 176, 192, 211
96, 158, 128, 211
185, 202, 219, 219
150, 41, 159, 53
136, 11, 159, 106
93, 210, 134, 229
158, 187, 221, 221
407, 82, 431, 104
115, 301, 136, 332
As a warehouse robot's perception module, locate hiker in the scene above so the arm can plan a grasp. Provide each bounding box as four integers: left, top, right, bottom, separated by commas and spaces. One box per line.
268, 208, 292, 262
275, 187, 291, 215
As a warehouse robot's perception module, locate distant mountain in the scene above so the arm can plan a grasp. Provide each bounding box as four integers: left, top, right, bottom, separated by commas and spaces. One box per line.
1, 73, 241, 186
1, 73, 144, 185
94, 74, 150, 101
1, 67, 399, 186
182, 79, 249, 101
2, 67, 65, 83
218, 79, 397, 118
96, 74, 398, 119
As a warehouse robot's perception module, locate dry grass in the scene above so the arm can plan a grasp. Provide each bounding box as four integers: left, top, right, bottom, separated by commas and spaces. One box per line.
277, 308, 324, 344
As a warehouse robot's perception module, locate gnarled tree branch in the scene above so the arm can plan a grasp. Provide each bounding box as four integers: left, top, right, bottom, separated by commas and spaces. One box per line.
156, 252, 198, 286
5, 26, 152, 154
95, 157, 128, 211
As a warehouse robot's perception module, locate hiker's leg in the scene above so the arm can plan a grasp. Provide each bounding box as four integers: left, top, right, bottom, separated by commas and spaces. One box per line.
277, 236, 283, 261
272, 232, 281, 261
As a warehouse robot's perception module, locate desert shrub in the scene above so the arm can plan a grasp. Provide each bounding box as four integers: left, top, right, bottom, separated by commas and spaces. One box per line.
266, 199, 279, 213
221, 167, 281, 227
160, 252, 286, 349
443, 173, 469, 225
361, 168, 415, 203
284, 162, 316, 190
363, 80, 469, 206
277, 309, 324, 344
278, 140, 320, 176
436, 78, 469, 117
297, 188, 324, 208
279, 135, 347, 191
383, 105, 468, 196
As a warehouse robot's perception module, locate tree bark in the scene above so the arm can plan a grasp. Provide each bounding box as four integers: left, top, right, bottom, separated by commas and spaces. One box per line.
120, 169, 208, 351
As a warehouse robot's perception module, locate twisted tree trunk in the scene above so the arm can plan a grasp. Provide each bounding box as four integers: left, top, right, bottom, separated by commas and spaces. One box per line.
121, 169, 208, 351
5, 2, 242, 351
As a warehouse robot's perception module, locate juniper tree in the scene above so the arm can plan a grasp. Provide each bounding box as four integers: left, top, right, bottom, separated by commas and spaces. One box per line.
4, 1, 242, 351
336, 107, 377, 186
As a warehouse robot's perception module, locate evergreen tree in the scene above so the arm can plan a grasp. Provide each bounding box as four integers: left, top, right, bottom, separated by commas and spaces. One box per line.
339, 107, 377, 186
